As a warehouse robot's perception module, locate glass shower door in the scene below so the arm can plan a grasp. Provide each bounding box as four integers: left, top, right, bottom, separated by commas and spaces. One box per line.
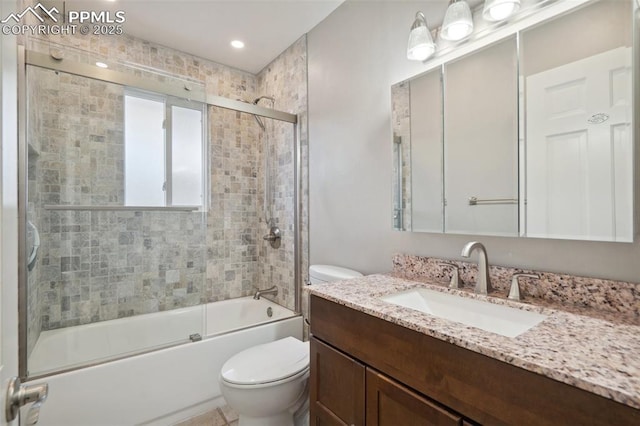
24, 64, 208, 376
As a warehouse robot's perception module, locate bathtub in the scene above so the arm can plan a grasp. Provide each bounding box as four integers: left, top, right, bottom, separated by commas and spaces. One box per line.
27, 297, 302, 426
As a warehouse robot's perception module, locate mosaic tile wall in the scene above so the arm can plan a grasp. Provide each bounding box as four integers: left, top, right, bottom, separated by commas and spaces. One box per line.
38, 210, 206, 328
256, 35, 308, 310
207, 106, 260, 302
28, 67, 125, 206
23, 5, 308, 354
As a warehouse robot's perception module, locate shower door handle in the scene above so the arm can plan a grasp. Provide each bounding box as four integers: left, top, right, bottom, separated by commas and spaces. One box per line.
27, 221, 40, 271
5, 377, 48, 425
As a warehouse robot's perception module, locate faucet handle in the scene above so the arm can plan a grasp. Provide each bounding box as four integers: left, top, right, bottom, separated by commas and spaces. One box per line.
438, 262, 460, 289
508, 273, 539, 301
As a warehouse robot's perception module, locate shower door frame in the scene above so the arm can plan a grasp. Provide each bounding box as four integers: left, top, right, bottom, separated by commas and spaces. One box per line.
17, 45, 302, 380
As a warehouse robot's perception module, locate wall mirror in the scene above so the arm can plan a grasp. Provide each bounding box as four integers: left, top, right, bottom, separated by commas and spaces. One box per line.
391, 0, 635, 242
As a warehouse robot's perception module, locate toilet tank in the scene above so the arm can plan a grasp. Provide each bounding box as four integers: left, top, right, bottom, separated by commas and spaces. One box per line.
309, 265, 363, 285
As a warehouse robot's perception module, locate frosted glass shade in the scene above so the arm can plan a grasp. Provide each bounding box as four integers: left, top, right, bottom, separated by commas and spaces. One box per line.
483, 0, 521, 22
441, 0, 474, 41
407, 12, 435, 61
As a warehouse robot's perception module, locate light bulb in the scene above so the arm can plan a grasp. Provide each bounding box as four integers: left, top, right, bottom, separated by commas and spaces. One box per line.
407, 12, 436, 61
408, 44, 435, 61
483, 0, 521, 22
441, 1, 474, 41
444, 22, 473, 41
489, 3, 516, 20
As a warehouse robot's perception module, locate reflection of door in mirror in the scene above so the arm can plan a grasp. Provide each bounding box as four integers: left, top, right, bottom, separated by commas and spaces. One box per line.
522, 0, 633, 242
444, 36, 518, 236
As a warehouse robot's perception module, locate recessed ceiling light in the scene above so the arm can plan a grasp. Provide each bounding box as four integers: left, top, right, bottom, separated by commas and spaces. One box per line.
95, 62, 108, 68
231, 40, 245, 49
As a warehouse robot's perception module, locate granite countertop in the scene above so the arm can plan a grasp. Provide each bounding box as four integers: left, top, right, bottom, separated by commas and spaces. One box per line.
306, 274, 640, 410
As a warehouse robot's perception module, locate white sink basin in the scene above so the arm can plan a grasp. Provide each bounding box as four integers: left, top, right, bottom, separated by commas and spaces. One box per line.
380, 288, 547, 338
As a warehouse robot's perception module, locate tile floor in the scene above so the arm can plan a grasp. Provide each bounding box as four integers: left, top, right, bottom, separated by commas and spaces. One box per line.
173, 405, 238, 426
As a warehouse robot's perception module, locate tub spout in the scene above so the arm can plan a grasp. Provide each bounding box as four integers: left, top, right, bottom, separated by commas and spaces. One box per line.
253, 286, 278, 300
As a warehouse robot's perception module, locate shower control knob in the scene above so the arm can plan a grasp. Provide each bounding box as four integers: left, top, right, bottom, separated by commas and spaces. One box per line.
263, 226, 281, 249
5, 377, 48, 424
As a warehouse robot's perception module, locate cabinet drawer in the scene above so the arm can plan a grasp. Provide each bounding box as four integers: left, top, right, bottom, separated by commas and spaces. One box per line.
366, 368, 463, 426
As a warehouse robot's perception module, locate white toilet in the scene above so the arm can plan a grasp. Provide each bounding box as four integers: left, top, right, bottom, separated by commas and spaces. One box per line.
309, 264, 363, 284
219, 265, 362, 426
220, 337, 309, 426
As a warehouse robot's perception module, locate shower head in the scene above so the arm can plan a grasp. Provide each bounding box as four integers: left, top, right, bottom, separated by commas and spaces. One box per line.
253, 96, 275, 105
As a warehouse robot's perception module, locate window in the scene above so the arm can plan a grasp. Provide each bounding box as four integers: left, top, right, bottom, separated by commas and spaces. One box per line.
124, 90, 205, 207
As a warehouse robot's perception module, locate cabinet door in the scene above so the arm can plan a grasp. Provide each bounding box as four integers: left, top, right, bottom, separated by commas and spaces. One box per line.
310, 337, 366, 426
366, 368, 463, 426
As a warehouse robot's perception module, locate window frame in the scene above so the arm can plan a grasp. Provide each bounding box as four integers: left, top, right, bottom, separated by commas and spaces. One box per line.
124, 88, 207, 209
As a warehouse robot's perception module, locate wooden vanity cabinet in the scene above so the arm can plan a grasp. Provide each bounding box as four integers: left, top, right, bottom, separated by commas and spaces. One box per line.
366, 366, 466, 426
309, 294, 640, 426
310, 335, 365, 425
310, 336, 465, 426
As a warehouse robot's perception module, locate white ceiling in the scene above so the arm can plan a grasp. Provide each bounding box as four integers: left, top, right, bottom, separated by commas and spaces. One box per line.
63, 0, 345, 74
58, 0, 486, 74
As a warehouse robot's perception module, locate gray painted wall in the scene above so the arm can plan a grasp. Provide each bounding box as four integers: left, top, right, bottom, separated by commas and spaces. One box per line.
307, 0, 640, 283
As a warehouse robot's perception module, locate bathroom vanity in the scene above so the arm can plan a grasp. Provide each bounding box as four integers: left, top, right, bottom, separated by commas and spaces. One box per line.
308, 275, 640, 425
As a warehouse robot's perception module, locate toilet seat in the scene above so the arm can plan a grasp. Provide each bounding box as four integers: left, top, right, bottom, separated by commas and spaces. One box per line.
220, 337, 309, 387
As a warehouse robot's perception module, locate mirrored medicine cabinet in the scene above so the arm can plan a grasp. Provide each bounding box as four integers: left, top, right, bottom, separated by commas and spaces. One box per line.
392, 0, 636, 243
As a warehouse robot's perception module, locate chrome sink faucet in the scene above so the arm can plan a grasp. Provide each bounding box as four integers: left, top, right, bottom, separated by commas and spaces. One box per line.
461, 241, 492, 295
438, 262, 460, 289
253, 285, 278, 300
508, 273, 539, 301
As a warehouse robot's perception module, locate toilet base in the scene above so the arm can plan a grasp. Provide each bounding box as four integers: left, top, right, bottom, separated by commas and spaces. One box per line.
239, 412, 293, 426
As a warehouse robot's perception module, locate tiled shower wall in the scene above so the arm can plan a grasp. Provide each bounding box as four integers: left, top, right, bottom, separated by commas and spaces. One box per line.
207, 106, 260, 302
24, 20, 307, 356
256, 36, 308, 309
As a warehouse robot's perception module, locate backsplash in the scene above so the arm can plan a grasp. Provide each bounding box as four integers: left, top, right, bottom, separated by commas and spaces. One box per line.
392, 254, 640, 323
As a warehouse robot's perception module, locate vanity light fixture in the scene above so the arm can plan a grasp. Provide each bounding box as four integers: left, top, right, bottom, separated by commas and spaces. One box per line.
483, 0, 521, 22
407, 12, 436, 61
441, 0, 474, 41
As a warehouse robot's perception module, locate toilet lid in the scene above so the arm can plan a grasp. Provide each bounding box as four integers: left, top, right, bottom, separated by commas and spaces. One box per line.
220, 337, 310, 385
309, 265, 363, 282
